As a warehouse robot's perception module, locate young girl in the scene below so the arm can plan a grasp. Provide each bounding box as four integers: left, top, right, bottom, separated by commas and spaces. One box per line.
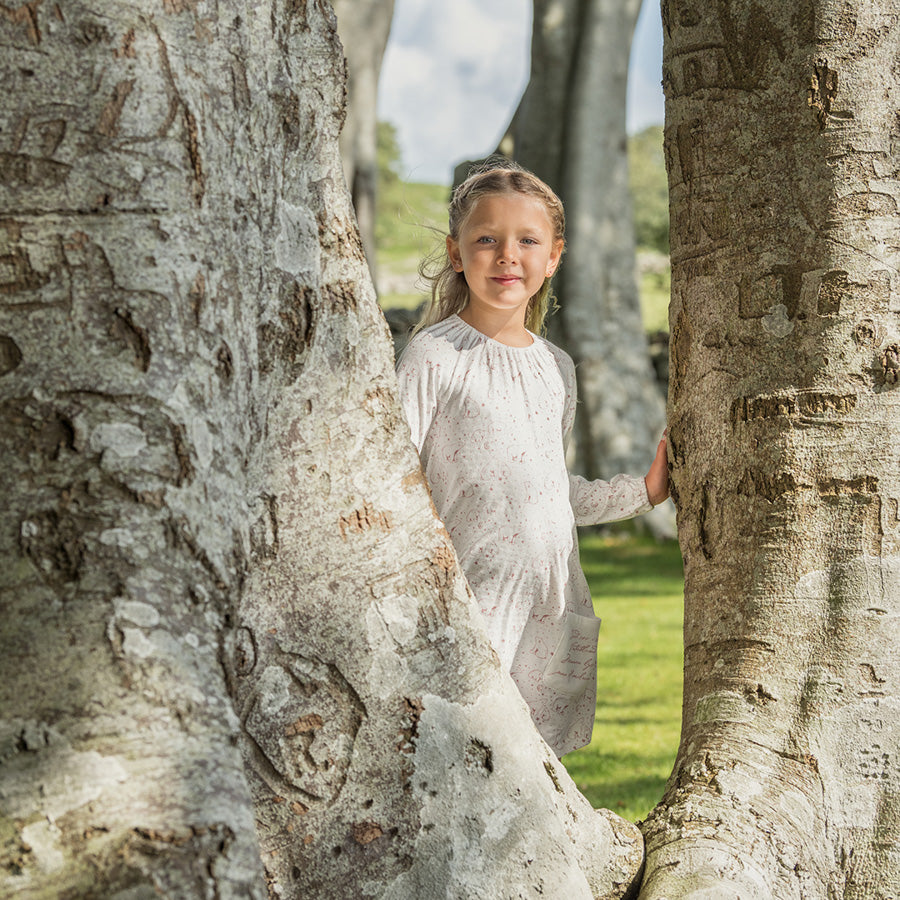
396, 162, 669, 757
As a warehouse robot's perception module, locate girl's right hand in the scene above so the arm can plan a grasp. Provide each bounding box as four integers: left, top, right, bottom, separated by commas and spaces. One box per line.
644, 430, 669, 506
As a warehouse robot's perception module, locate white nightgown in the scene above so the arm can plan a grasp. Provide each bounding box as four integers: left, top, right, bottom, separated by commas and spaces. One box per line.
396, 315, 652, 756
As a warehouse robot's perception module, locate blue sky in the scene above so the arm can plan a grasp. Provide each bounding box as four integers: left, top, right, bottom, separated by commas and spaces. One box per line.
377, 0, 664, 184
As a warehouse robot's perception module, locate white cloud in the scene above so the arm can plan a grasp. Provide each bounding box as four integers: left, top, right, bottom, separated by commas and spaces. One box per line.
378, 0, 531, 184
378, 0, 665, 185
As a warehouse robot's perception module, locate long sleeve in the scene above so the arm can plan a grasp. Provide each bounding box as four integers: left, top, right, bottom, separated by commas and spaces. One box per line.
395, 334, 441, 453
569, 472, 652, 526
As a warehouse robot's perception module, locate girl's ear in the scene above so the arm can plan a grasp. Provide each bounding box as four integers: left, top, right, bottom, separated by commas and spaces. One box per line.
546, 239, 564, 277
446, 235, 464, 272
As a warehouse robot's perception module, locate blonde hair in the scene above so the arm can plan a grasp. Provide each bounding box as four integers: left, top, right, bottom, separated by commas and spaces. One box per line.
417, 160, 565, 335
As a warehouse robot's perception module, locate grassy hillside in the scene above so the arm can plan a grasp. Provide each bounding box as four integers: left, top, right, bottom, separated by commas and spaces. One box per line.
375, 180, 449, 310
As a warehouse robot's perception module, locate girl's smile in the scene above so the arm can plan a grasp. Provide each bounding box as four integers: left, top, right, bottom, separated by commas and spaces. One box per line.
446, 192, 564, 344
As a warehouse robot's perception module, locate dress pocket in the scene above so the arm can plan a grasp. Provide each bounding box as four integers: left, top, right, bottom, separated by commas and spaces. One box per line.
542, 612, 601, 695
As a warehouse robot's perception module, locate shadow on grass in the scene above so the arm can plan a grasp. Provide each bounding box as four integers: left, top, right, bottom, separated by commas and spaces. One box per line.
567, 770, 672, 823
566, 533, 685, 822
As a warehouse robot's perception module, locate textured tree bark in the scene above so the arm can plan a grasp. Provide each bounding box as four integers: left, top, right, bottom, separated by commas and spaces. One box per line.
0, 0, 273, 894
229, 3, 644, 894
512, 0, 673, 537
333, 0, 395, 284
642, 3, 900, 897
0, 2, 646, 898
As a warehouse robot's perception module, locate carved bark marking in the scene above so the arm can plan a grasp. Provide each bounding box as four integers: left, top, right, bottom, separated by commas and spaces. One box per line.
242, 659, 364, 804
728, 3, 789, 74
797, 393, 857, 416
697, 481, 713, 558
853, 319, 886, 348
731, 392, 857, 427
0, 152, 70, 190
2, 0, 42, 45
183, 107, 205, 205
230, 58, 251, 109
96, 80, 135, 138
250, 493, 279, 561
234, 627, 257, 676
0, 334, 23, 375
114, 27, 136, 58
739, 266, 803, 319
338, 502, 392, 539
258, 283, 314, 377
400, 468, 426, 492
216, 341, 233, 383
543, 760, 564, 794
859, 663, 886, 687
111, 306, 151, 371
881, 345, 900, 385
464, 738, 494, 775
34, 119, 66, 156
19, 509, 86, 583
738, 469, 801, 502
817, 476, 878, 497
285, 714, 323, 737
351, 821, 383, 845
0, 234, 49, 294
150, 25, 204, 204
809, 60, 839, 129
431, 542, 455, 574
188, 271, 205, 323
162, 0, 199, 13
732, 394, 798, 425
397, 696, 423, 755
169, 422, 195, 486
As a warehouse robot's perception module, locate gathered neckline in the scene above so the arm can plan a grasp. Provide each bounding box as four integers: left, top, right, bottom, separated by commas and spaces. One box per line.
449, 314, 538, 351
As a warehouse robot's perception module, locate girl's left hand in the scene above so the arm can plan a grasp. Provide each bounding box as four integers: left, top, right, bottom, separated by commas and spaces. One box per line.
644, 429, 669, 506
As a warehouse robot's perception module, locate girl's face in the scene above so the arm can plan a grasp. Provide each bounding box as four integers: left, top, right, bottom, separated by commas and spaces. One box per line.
446, 192, 563, 326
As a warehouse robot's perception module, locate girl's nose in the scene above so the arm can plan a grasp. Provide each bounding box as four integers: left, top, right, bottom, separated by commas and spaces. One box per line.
498, 241, 518, 263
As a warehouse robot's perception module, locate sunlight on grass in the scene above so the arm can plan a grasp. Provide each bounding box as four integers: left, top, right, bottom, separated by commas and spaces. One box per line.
640, 267, 671, 334
562, 533, 684, 824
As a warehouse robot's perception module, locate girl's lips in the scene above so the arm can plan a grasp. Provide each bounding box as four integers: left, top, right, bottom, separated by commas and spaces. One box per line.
491, 276, 521, 284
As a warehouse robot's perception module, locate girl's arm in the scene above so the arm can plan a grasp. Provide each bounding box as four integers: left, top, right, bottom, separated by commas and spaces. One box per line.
569, 472, 653, 527
569, 432, 668, 526
556, 345, 667, 523
395, 336, 440, 454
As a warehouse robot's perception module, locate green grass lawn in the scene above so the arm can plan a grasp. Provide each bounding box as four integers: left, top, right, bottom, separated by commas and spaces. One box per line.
376, 180, 448, 309
639, 266, 671, 334
562, 532, 684, 824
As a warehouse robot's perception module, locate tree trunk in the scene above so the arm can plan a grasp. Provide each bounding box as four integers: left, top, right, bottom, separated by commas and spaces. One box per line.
333, 0, 395, 285
512, 0, 673, 537
229, 2, 644, 893
0, 2, 645, 898
0, 0, 274, 894
642, 3, 900, 896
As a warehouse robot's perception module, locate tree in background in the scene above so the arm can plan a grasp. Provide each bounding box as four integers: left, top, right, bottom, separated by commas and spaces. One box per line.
377, 119, 403, 188
508, 0, 673, 537
334, 0, 395, 284
642, 3, 900, 896
0, 3, 644, 896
